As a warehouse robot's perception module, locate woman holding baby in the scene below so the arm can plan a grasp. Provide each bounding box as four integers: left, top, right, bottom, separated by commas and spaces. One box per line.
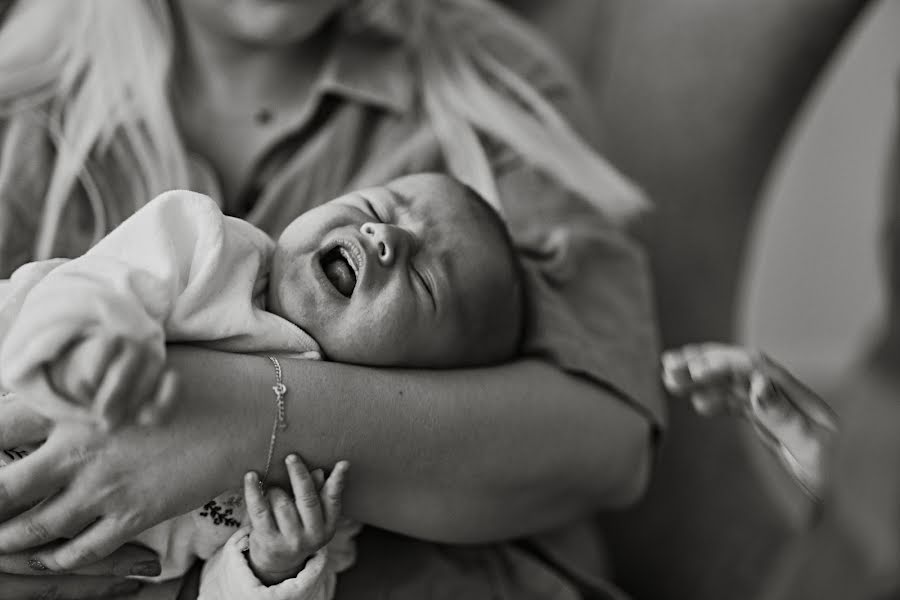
0, 0, 660, 598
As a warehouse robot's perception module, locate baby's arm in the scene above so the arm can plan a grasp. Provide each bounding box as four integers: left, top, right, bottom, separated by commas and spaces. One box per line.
0, 255, 176, 428
0, 191, 258, 428
662, 343, 838, 499
244, 456, 348, 586
197, 457, 349, 600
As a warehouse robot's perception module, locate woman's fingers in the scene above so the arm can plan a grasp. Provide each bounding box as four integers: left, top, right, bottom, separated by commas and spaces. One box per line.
137, 369, 179, 427
0, 447, 64, 527
36, 516, 145, 573
0, 573, 143, 599
243, 472, 276, 534
0, 395, 50, 448
0, 542, 159, 577
320, 461, 349, 532
49, 335, 119, 408
94, 343, 159, 430
286, 455, 324, 535
0, 491, 85, 552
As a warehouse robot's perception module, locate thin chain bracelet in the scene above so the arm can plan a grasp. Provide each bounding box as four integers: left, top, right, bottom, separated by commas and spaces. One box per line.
261, 356, 288, 489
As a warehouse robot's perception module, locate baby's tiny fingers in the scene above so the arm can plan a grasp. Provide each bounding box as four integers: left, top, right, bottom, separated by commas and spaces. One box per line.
321, 461, 349, 531
268, 487, 301, 539
286, 455, 324, 535
243, 472, 276, 534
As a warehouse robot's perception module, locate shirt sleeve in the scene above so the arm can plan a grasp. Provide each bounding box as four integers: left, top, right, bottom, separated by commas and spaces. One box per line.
479, 40, 664, 430
468, 19, 665, 430
198, 527, 334, 600
499, 163, 663, 430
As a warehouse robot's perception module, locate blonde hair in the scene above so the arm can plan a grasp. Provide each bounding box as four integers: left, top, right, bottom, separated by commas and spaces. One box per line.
0, 0, 187, 259
0, 0, 645, 259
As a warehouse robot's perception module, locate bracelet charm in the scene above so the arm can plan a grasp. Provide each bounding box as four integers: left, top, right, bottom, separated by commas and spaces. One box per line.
261, 356, 288, 488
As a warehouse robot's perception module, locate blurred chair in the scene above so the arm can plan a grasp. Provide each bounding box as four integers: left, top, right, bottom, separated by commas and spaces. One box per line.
504, 1, 873, 598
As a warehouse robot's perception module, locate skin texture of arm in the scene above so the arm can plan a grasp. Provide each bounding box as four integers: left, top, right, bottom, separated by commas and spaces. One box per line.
0, 344, 651, 573
172, 346, 651, 544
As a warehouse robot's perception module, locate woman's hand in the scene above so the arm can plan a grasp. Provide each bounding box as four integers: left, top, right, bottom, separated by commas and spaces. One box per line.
0, 573, 144, 600
0, 356, 261, 572
0, 395, 160, 598
0, 542, 160, 599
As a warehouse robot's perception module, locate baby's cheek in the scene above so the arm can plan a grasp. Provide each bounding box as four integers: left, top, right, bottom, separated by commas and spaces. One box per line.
319, 312, 404, 366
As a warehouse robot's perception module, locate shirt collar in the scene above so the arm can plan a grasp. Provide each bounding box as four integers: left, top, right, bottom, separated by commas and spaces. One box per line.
317, 30, 415, 115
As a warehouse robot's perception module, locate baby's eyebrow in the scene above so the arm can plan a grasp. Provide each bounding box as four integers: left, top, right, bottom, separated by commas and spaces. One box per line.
386, 187, 413, 210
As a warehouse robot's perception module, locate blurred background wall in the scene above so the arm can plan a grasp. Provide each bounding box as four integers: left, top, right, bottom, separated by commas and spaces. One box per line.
739, 0, 900, 390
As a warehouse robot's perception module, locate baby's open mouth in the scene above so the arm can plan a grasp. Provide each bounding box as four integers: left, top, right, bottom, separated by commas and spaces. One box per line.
321, 245, 358, 298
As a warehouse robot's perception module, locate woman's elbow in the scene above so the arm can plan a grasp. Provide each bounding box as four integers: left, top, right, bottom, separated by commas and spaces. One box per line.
592, 412, 654, 509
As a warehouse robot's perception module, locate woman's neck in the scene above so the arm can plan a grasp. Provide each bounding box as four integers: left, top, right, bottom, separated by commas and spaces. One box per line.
173, 17, 334, 116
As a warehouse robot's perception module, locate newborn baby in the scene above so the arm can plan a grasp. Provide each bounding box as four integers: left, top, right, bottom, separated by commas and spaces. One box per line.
1, 172, 524, 426
0, 173, 525, 598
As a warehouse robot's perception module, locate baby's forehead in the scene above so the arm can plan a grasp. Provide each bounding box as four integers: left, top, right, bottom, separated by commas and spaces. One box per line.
384, 175, 510, 263
388, 173, 469, 203
387, 174, 481, 224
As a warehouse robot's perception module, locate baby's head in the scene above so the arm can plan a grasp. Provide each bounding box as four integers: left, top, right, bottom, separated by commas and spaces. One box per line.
269, 173, 525, 368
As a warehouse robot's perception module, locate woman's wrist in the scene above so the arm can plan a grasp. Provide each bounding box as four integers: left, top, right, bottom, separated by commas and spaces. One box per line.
166, 346, 276, 484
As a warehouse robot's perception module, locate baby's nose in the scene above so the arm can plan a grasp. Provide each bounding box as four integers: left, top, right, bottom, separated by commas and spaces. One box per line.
361, 222, 409, 266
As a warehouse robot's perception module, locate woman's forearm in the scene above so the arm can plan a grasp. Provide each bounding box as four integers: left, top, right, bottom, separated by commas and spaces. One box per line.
167, 346, 652, 543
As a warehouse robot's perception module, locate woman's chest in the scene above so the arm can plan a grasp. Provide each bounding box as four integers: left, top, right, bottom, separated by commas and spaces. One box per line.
179, 113, 287, 214
180, 102, 442, 233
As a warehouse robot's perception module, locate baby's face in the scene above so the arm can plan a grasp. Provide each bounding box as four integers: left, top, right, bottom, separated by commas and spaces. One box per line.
269, 174, 519, 367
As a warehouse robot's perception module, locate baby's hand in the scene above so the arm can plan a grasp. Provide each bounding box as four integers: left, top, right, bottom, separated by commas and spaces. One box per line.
661, 343, 758, 416
243, 455, 349, 586
662, 342, 837, 499
43, 333, 177, 430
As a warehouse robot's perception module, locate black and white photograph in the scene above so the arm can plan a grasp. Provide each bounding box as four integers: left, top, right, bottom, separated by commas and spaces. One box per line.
0, 1, 897, 598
